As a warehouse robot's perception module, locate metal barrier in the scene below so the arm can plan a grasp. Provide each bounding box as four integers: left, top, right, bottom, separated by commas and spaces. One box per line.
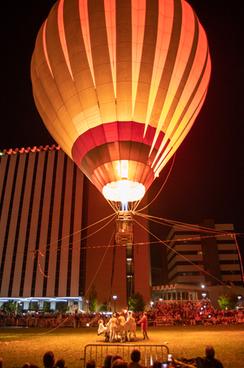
81, 343, 169, 367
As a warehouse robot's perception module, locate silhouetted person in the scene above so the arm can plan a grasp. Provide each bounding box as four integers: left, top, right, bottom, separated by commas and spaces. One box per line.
110, 355, 124, 368
112, 359, 128, 368
128, 349, 145, 368
43, 351, 55, 368
197, 346, 224, 368
54, 359, 66, 368
103, 355, 113, 368
151, 361, 161, 368
86, 360, 96, 368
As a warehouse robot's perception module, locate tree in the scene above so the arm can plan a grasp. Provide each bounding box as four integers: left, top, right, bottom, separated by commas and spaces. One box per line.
29, 302, 39, 312
43, 301, 51, 313
56, 302, 68, 313
218, 294, 237, 310
88, 285, 97, 312
128, 292, 145, 312
99, 302, 108, 312
1, 301, 17, 314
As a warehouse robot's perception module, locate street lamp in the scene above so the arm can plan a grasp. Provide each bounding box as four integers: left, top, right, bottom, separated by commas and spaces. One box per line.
112, 295, 118, 313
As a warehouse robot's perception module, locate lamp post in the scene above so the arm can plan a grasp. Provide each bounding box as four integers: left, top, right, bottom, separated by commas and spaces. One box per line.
112, 295, 118, 313
86, 299, 89, 313
201, 284, 207, 300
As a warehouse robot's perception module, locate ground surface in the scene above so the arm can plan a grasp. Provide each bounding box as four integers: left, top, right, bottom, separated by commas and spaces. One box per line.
0, 325, 243, 368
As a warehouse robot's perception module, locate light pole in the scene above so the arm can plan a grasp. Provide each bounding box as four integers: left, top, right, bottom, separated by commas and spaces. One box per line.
86, 299, 89, 313
112, 295, 118, 313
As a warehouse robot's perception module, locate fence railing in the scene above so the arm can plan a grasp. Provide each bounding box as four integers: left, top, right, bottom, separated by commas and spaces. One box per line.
81, 343, 169, 368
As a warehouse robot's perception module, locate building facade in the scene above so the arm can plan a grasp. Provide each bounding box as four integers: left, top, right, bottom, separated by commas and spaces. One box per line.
167, 221, 243, 286
0, 146, 85, 309
0, 146, 151, 310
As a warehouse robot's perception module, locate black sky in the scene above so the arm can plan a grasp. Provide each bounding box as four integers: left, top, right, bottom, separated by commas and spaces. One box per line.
1, 1, 244, 257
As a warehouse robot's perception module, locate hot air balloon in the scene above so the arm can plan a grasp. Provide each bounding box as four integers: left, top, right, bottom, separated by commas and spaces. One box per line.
31, 0, 211, 208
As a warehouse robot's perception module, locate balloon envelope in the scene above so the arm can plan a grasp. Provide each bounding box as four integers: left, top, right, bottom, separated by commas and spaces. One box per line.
31, 0, 211, 203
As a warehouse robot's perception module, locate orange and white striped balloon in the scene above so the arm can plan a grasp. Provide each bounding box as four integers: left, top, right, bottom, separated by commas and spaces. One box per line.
31, 0, 211, 203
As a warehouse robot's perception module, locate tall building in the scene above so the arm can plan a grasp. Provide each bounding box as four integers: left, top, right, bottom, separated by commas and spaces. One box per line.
167, 220, 243, 286
0, 146, 151, 310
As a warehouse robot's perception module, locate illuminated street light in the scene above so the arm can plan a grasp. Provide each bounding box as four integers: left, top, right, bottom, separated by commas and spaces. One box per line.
201, 284, 205, 289
112, 295, 118, 313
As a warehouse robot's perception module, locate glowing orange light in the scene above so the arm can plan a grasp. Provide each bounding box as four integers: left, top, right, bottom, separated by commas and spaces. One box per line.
31, 0, 211, 204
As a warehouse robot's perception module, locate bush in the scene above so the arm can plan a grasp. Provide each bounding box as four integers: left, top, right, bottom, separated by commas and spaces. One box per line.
218, 294, 237, 310
1, 301, 17, 314
99, 302, 108, 312
128, 292, 145, 312
88, 285, 97, 312
56, 302, 68, 313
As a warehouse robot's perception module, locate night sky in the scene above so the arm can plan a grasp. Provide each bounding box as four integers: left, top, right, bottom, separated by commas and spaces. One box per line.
1, 1, 243, 258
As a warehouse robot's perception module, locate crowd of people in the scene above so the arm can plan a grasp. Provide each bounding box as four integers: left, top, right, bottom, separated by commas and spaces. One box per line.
152, 300, 244, 326
0, 299, 243, 329
0, 346, 224, 368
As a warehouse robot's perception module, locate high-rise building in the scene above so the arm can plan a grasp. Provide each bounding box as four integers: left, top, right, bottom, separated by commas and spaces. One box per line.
167, 220, 243, 286
0, 146, 151, 310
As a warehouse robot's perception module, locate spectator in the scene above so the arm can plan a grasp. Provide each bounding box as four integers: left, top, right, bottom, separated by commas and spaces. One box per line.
111, 355, 123, 367
86, 360, 96, 368
73, 310, 80, 328
151, 361, 161, 368
43, 351, 55, 368
54, 359, 66, 368
103, 355, 113, 368
112, 359, 128, 368
197, 346, 224, 368
128, 349, 144, 368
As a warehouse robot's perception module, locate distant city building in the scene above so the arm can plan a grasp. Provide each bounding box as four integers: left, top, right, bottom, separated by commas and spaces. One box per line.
0, 146, 151, 310
167, 221, 243, 287
0, 146, 85, 310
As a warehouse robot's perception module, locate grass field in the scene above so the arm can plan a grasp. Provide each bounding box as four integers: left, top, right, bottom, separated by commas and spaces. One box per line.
0, 325, 244, 368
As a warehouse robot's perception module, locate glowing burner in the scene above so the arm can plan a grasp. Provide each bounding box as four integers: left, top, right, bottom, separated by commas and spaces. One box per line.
102, 180, 145, 203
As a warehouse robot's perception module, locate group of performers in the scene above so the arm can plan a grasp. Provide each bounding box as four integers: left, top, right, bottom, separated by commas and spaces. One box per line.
97, 311, 149, 342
